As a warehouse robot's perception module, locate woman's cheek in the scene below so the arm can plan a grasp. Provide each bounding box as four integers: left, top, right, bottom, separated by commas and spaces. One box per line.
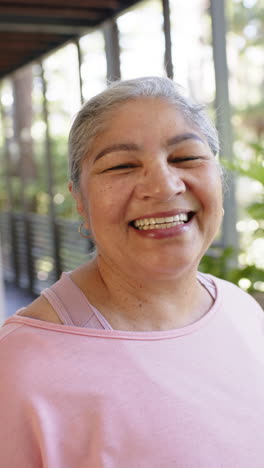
203, 166, 223, 198
87, 183, 123, 222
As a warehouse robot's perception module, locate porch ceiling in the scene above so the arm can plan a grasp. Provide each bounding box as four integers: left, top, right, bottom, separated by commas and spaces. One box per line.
0, 0, 141, 79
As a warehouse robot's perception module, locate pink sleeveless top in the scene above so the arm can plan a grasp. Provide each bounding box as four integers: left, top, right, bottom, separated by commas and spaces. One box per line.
1, 273, 264, 468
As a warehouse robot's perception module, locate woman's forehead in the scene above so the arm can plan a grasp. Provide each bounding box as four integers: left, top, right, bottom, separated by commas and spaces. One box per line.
107, 96, 179, 118
96, 97, 194, 138
82, 97, 209, 166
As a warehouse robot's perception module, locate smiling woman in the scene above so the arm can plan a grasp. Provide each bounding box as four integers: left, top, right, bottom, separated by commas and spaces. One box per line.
0, 77, 264, 468
71, 96, 223, 290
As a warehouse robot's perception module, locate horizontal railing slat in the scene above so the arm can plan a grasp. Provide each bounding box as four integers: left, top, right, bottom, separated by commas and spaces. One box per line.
0, 211, 94, 294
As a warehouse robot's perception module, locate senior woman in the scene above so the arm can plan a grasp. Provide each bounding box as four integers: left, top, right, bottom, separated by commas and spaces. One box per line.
1, 76, 264, 467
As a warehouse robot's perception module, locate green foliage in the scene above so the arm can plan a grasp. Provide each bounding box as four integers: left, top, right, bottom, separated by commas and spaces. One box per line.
229, 265, 264, 292
200, 247, 234, 279
202, 141, 264, 294
228, 160, 264, 186
200, 247, 264, 294
247, 202, 263, 219
228, 0, 264, 46
224, 146, 264, 230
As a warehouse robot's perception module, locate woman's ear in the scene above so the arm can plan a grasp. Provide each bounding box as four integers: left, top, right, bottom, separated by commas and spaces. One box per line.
68, 181, 86, 218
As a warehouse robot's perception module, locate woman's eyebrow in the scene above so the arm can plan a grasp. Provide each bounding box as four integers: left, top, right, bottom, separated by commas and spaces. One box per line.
166, 132, 205, 146
94, 143, 140, 162
93, 133, 204, 163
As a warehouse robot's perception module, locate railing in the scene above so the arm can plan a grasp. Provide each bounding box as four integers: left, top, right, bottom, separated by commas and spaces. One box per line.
0, 212, 94, 295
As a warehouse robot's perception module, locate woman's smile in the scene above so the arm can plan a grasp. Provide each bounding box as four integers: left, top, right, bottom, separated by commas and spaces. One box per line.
129, 210, 196, 239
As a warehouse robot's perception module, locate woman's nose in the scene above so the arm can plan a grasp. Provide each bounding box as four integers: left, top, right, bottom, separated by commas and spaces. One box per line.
134, 163, 186, 201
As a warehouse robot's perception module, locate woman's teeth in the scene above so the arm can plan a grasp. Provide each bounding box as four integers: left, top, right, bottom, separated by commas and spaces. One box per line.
133, 213, 188, 230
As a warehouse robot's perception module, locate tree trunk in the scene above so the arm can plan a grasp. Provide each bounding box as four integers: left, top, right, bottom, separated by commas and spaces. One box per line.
12, 67, 37, 181
12, 66, 37, 211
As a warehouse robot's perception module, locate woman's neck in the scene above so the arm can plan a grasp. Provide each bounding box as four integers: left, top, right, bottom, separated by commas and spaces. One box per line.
72, 258, 213, 332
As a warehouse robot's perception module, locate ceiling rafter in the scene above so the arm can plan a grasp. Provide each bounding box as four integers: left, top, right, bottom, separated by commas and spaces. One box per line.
0, 7, 108, 19
0, 0, 141, 80
0, 0, 119, 6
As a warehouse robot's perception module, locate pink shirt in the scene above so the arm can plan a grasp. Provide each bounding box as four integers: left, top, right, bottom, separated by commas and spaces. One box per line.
0, 273, 264, 467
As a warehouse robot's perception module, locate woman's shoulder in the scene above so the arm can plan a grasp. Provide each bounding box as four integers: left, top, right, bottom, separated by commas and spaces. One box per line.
206, 273, 264, 313
13, 263, 96, 325
18, 294, 63, 324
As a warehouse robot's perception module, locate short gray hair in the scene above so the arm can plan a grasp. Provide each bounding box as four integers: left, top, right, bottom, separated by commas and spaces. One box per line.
69, 76, 219, 190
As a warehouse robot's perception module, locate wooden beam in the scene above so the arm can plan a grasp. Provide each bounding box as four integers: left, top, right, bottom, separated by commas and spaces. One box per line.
0, 22, 91, 35
0, 31, 68, 42
0, 0, 119, 7
0, 6, 103, 19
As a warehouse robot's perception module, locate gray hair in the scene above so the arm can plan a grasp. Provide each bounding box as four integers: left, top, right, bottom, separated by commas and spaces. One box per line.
69, 76, 220, 191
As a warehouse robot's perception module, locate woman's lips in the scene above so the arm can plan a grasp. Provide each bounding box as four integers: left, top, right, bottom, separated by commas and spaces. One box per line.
130, 211, 195, 239
131, 211, 195, 230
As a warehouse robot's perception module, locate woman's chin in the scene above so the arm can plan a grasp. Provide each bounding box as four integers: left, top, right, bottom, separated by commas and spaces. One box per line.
127, 254, 200, 283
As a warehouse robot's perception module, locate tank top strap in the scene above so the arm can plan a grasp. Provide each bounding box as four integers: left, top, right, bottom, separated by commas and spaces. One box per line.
41, 272, 112, 330
197, 272, 217, 300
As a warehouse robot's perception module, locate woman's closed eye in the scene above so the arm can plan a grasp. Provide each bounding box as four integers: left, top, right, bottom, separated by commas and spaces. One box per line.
103, 163, 138, 172
170, 156, 206, 165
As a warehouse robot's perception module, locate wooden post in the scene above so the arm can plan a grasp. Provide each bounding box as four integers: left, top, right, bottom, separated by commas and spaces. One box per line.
75, 38, 84, 104
103, 19, 121, 82
0, 86, 20, 286
12, 68, 35, 292
39, 62, 62, 280
210, 0, 237, 252
161, 0, 174, 79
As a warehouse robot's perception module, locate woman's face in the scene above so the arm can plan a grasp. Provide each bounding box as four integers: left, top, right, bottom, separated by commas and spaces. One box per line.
74, 98, 223, 280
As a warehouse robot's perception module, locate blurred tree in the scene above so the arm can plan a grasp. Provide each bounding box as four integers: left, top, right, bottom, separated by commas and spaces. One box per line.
12, 67, 37, 181
12, 67, 38, 211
